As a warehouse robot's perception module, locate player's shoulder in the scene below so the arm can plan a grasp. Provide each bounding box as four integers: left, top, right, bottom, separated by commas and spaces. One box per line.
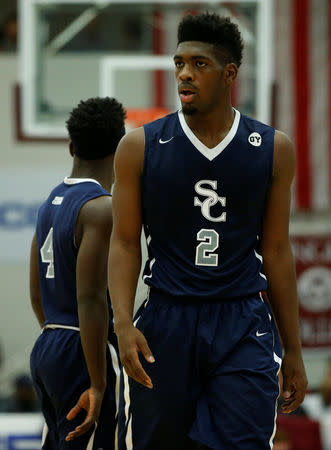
114, 127, 145, 175
117, 111, 177, 149
115, 112, 177, 170
79, 195, 112, 229
47, 179, 107, 205
274, 129, 295, 163
236, 112, 275, 150
273, 129, 295, 177
240, 112, 274, 134
38, 180, 65, 211
144, 111, 177, 131
240, 119, 295, 179
143, 111, 178, 140
47, 180, 66, 198
116, 126, 144, 154
274, 129, 294, 148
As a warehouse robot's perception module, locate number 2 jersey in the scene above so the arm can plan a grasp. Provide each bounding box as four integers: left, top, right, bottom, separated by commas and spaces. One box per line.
35, 177, 113, 329
142, 109, 275, 299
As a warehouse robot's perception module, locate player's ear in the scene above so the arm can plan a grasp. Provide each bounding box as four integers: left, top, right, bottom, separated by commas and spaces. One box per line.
69, 140, 74, 157
224, 63, 238, 85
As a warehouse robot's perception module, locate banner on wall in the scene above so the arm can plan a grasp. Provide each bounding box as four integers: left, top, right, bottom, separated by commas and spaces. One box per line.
291, 235, 331, 350
0, 168, 66, 262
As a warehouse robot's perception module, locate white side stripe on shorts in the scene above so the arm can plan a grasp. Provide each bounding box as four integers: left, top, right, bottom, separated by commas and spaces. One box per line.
121, 314, 142, 450
269, 352, 282, 449
125, 415, 133, 450
123, 369, 133, 450
86, 423, 97, 450
41, 422, 48, 447
123, 368, 131, 427
108, 342, 121, 450
273, 352, 282, 367
108, 343, 121, 415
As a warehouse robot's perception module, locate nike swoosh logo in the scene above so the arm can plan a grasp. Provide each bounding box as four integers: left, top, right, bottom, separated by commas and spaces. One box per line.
159, 137, 174, 144
256, 331, 268, 337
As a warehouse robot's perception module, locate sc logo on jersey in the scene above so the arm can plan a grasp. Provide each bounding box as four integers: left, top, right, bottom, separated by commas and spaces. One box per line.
194, 180, 226, 222
248, 132, 262, 147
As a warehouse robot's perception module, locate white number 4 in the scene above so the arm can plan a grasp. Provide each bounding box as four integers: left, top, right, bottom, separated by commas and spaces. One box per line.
40, 228, 55, 278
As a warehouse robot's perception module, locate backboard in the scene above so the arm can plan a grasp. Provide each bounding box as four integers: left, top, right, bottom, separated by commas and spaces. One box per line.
19, 0, 273, 139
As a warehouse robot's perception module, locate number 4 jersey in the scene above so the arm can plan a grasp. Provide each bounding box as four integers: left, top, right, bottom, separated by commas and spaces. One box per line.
142, 109, 274, 299
36, 177, 111, 327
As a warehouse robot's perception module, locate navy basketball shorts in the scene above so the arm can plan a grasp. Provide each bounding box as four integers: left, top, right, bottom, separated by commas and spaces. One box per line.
117, 289, 282, 450
30, 328, 120, 450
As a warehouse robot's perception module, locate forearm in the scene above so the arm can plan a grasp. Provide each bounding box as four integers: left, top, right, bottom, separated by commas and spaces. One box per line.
108, 239, 141, 332
263, 243, 302, 353
31, 297, 45, 327
78, 297, 109, 391
30, 235, 44, 326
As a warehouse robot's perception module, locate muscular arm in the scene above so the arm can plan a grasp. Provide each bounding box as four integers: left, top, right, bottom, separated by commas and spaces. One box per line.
261, 130, 307, 412
75, 196, 112, 392
108, 129, 144, 327
29, 233, 45, 326
108, 128, 154, 388
66, 195, 112, 441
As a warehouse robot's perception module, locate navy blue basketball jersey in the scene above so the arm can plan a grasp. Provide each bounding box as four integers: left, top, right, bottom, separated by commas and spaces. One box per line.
36, 178, 112, 328
142, 109, 274, 299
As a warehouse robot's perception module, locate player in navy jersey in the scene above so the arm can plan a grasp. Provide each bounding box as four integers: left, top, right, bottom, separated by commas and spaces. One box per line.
109, 13, 307, 450
29, 97, 126, 449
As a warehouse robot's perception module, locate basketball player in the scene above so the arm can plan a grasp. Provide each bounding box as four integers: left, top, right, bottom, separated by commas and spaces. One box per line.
30, 97, 126, 449
108, 13, 307, 450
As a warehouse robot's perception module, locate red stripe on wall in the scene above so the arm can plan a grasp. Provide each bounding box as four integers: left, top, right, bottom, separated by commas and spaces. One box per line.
293, 0, 311, 209
153, 11, 165, 108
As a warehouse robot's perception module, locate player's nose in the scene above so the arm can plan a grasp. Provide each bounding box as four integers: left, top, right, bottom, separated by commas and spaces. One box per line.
179, 64, 194, 81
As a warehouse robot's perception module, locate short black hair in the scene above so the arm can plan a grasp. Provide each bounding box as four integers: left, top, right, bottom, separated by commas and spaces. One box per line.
177, 12, 243, 67
66, 97, 126, 160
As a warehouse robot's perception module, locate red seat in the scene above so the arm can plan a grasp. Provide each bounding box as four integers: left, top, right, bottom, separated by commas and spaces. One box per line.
276, 415, 323, 450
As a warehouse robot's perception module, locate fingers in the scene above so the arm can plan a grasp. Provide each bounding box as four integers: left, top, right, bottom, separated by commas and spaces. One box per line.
66, 404, 82, 421
281, 388, 306, 413
281, 377, 307, 414
281, 352, 308, 415
122, 350, 153, 389
137, 334, 155, 364
65, 415, 96, 442
281, 390, 297, 413
119, 330, 154, 388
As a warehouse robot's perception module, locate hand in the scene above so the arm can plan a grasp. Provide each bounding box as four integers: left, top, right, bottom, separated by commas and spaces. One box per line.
281, 350, 308, 413
65, 386, 104, 441
116, 324, 155, 388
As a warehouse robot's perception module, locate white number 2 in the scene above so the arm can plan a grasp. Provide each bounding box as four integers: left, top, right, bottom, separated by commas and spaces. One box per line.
195, 229, 219, 267
40, 228, 55, 278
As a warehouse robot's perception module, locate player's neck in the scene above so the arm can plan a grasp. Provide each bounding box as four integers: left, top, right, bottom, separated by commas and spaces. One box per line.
70, 156, 114, 192
184, 100, 235, 147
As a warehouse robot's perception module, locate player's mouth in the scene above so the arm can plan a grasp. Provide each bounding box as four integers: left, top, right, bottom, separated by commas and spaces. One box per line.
179, 89, 196, 103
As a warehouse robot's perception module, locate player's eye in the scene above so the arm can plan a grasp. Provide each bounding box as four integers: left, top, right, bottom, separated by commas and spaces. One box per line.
175, 61, 184, 68
196, 61, 207, 68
